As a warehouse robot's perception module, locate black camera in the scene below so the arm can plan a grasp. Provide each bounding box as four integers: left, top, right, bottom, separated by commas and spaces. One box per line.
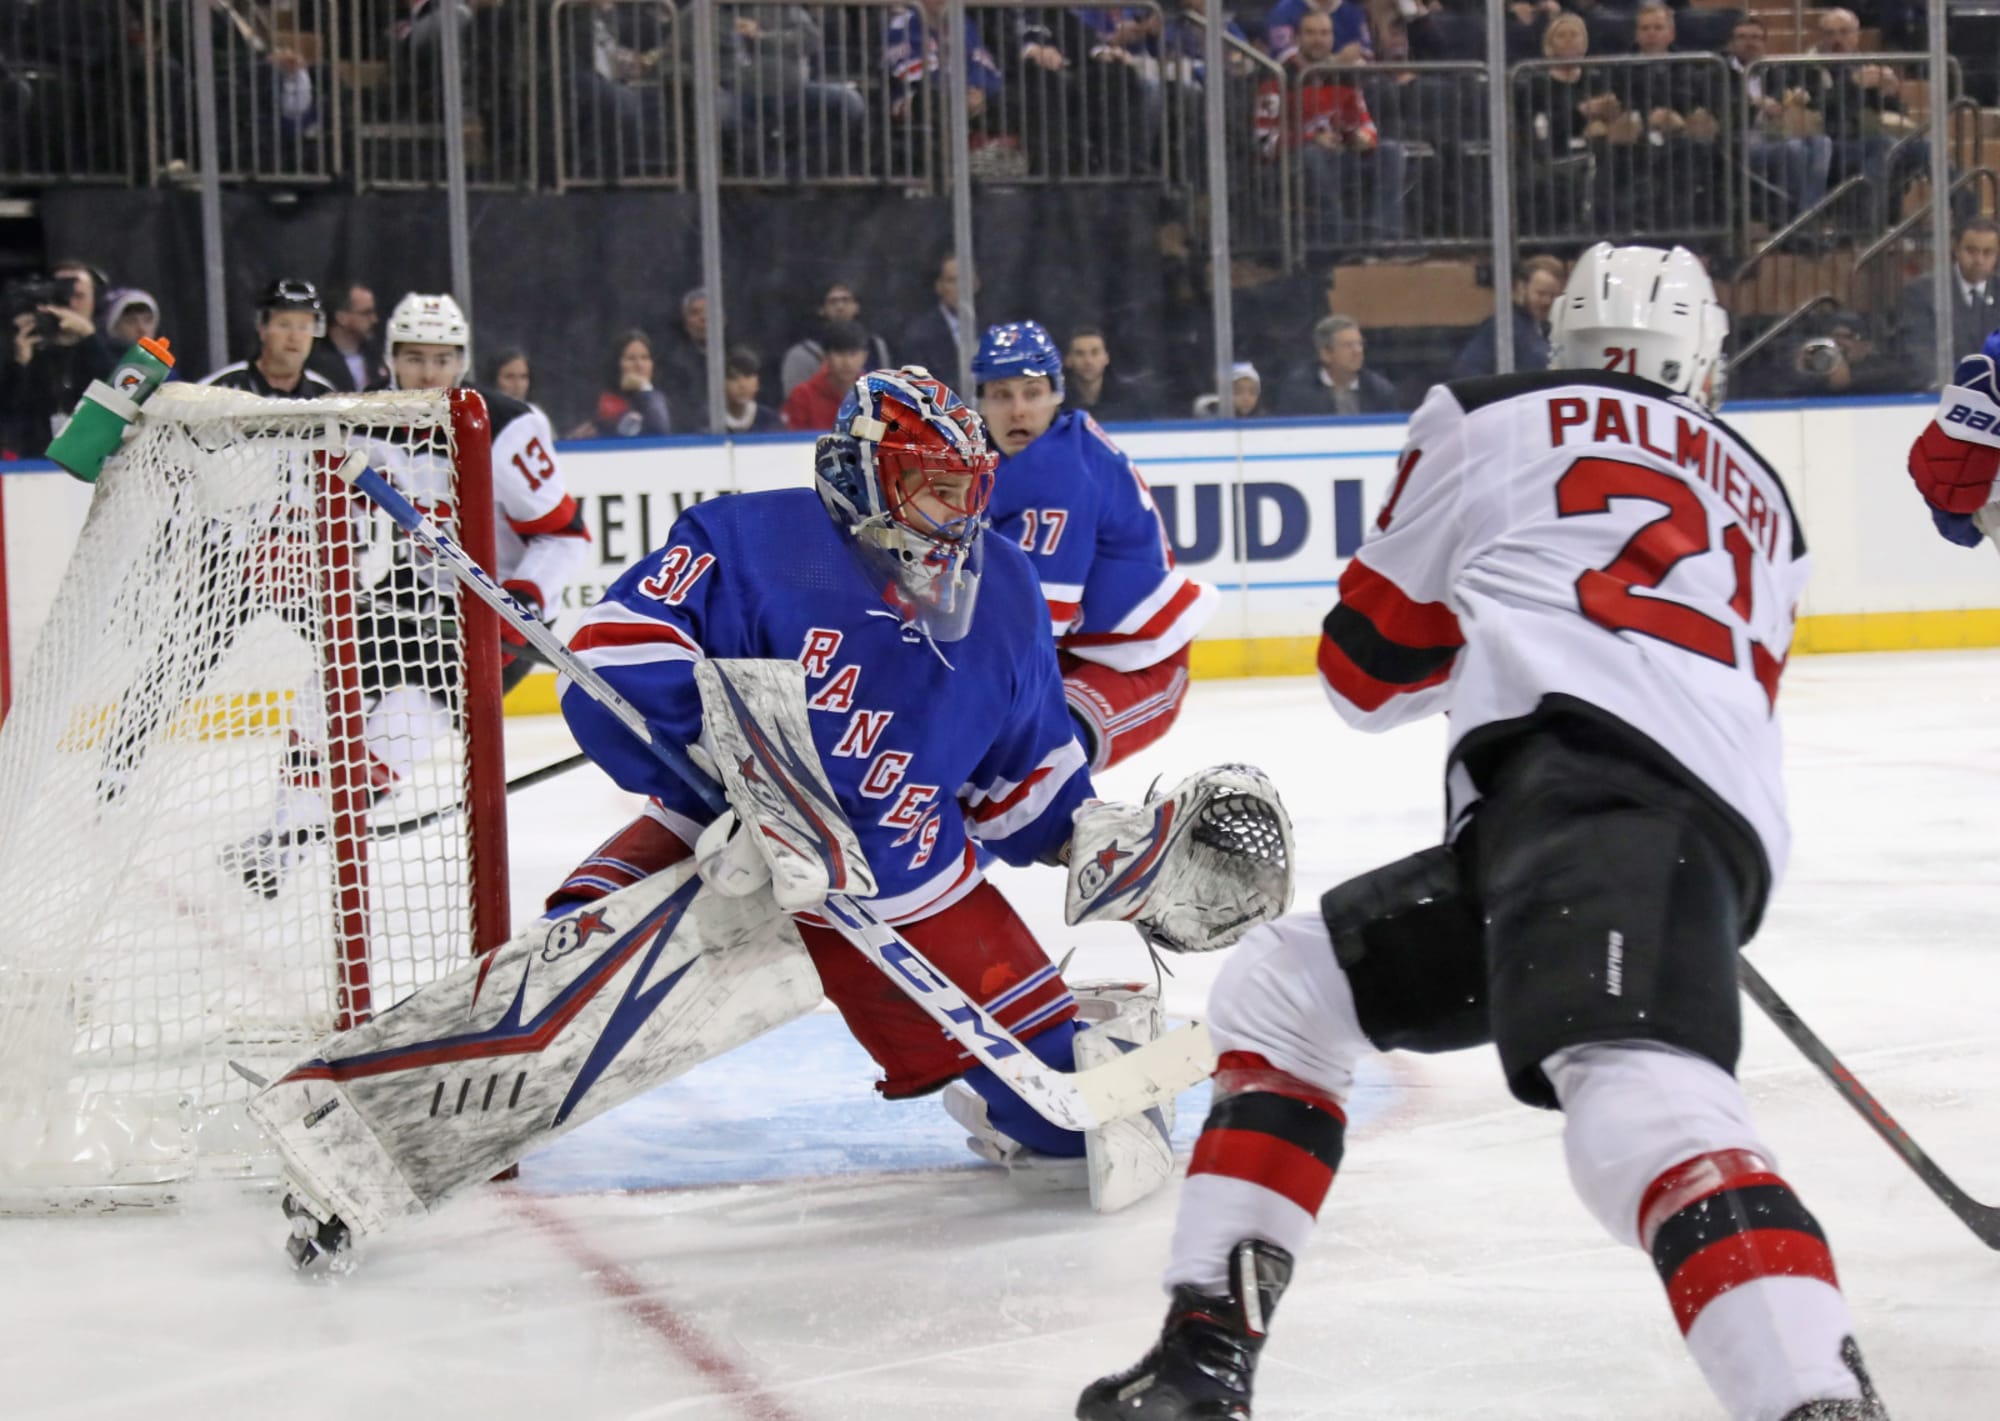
1798, 338, 1842, 377
3, 274, 79, 344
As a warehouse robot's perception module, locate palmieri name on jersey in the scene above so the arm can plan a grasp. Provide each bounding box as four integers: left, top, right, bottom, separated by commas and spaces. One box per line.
1545, 389, 1789, 563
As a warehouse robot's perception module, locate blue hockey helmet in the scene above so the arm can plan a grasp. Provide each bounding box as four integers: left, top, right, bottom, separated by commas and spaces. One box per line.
971, 320, 1064, 400
815, 367, 997, 641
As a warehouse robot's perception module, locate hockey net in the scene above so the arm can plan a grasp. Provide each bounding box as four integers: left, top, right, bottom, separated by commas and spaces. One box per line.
0, 385, 509, 1210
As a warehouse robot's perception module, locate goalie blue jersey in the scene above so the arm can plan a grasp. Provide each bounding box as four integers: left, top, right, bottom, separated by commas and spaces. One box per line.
986, 410, 1217, 671
560, 488, 1095, 923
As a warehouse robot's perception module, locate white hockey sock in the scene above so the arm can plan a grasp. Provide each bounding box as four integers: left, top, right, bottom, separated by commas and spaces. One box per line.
1164, 912, 1369, 1295
1549, 1043, 1861, 1420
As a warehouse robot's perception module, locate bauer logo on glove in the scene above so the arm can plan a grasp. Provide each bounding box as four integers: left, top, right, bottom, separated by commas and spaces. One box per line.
1065, 764, 1294, 954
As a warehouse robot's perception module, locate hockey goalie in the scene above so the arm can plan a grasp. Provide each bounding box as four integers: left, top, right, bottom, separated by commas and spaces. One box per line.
253, 367, 1293, 1267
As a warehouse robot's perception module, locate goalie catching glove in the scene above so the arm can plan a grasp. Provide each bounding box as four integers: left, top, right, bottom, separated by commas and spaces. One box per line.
1066, 764, 1294, 954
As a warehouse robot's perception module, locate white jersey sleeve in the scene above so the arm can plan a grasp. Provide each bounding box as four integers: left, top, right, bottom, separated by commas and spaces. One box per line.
485, 392, 590, 613
1315, 383, 1488, 730
1318, 369, 1810, 883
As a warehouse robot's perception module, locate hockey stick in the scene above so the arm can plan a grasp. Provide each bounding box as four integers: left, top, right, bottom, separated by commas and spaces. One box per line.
329, 451, 1211, 1132
1740, 957, 2000, 1249
362, 750, 590, 841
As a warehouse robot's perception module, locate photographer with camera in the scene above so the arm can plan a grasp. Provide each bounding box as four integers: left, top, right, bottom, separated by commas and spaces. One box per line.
0, 260, 114, 458
1740, 306, 1902, 399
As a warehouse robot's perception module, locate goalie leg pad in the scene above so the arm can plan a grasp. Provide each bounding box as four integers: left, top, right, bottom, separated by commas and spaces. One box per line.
247, 860, 821, 1240
943, 981, 1176, 1213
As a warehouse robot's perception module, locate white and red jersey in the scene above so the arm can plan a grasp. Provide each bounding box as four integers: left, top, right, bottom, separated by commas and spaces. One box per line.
1317, 369, 1809, 882
481, 389, 590, 611
364, 388, 590, 612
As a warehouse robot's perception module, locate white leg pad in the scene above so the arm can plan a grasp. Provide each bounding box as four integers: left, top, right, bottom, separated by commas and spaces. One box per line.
1075, 982, 1176, 1214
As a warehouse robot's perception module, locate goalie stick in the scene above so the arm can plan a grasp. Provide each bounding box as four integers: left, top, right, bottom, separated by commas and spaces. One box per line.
328, 451, 1214, 1133
1740, 957, 2000, 1250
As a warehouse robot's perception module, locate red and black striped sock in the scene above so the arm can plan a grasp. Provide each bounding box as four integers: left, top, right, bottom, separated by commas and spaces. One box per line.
1641, 1148, 1841, 1336
1168, 1052, 1346, 1291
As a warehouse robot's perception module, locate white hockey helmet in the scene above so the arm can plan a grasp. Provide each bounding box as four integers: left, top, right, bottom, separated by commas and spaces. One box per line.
1549, 243, 1729, 409
386, 292, 470, 353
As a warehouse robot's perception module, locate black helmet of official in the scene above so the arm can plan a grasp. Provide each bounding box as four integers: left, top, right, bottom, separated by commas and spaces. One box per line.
258, 277, 326, 337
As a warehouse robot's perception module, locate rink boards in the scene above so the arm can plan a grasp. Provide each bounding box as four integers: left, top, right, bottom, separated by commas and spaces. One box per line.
6, 395, 1995, 708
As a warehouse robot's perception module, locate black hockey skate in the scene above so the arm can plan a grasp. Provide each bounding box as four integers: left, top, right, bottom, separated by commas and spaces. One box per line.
282, 1191, 353, 1273
1781, 1337, 1890, 1420
1076, 1240, 1292, 1421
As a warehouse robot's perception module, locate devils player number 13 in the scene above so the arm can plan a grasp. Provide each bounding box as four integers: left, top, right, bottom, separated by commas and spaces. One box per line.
1556, 456, 1787, 710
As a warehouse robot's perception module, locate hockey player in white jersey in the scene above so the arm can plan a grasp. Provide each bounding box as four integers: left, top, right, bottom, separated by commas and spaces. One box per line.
1078, 245, 1889, 1421
227, 293, 591, 894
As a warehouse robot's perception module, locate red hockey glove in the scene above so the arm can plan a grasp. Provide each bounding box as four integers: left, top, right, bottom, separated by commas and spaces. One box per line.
1910, 354, 2000, 516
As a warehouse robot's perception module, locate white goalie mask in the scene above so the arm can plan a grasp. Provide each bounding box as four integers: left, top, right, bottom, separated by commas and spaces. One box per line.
1549, 243, 1729, 409
386, 293, 471, 389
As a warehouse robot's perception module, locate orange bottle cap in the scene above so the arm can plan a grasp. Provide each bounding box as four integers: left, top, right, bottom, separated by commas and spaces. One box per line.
139, 335, 175, 367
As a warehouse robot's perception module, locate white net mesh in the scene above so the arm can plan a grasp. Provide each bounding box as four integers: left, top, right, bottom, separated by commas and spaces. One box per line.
0, 385, 501, 1209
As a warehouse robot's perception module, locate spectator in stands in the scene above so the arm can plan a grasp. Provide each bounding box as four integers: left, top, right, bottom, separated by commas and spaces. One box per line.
556, 0, 672, 181
1004, 6, 1161, 177
104, 289, 161, 349
1192, 361, 1268, 418
1231, 361, 1268, 417
570, 329, 673, 438
783, 321, 872, 431
0, 258, 115, 457
307, 282, 386, 393
1264, 0, 1371, 63
1065, 326, 1158, 421
1739, 306, 1906, 397
1280, 315, 1399, 414
723, 347, 785, 433
486, 347, 534, 405
1725, 17, 1832, 228
717, 5, 866, 180
1408, 0, 1488, 62
484, 346, 549, 420
1505, 0, 1563, 61
1258, 11, 1407, 244
897, 253, 966, 381
884, 0, 1003, 128
1804, 6, 1915, 229
1615, 2, 1724, 234
781, 282, 892, 397
1511, 14, 1620, 238
1896, 218, 2000, 381
654, 287, 711, 431
1451, 254, 1563, 378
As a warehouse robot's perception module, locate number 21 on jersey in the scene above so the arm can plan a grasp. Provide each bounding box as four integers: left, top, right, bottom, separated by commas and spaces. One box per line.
1557, 456, 1788, 711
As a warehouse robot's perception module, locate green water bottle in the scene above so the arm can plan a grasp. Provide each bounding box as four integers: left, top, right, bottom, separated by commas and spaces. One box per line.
47, 335, 177, 483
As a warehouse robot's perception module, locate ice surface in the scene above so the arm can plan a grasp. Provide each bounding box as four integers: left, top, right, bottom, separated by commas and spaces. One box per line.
6, 654, 1998, 1419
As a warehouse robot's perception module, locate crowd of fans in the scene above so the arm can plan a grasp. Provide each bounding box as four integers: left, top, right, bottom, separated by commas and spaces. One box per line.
1, 2, 1963, 222
10, 213, 2000, 458
4, 2, 1992, 443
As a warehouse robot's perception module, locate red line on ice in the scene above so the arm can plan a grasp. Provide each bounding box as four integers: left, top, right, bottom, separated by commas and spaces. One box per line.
509, 1194, 809, 1421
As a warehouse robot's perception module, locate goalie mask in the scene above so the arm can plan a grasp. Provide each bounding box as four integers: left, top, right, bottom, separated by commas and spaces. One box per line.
814, 367, 997, 642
